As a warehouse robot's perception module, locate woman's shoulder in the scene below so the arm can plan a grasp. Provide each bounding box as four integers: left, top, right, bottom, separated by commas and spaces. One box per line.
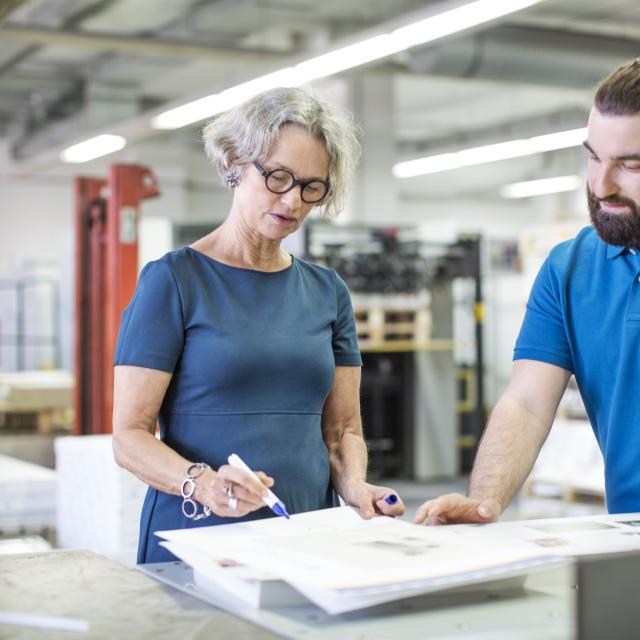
157, 246, 194, 267
294, 257, 353, 298
145, 246, 204, 274
136, 248, 208, 292
294, 256, 339, 283
294, 255, 330, 274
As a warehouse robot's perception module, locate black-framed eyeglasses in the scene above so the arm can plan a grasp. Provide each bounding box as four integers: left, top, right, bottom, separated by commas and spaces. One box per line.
253, 162, 329, 204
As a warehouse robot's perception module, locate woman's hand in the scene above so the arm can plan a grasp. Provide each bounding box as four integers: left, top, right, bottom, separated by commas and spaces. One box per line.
341, 480, 405, 519
193, 465, 274, 518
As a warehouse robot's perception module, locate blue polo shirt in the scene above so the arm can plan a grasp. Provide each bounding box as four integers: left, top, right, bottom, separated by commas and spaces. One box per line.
514, 225, 640, 513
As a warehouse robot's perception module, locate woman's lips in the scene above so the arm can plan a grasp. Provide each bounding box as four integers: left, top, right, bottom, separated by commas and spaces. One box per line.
269, 213, 296, 225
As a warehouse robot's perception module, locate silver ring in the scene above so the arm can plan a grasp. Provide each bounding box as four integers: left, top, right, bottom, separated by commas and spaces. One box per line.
228, 496, 238, 510
225, 483, 234, 499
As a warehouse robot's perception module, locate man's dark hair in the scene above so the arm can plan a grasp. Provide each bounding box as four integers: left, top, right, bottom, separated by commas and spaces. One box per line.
595, 58, 640, 116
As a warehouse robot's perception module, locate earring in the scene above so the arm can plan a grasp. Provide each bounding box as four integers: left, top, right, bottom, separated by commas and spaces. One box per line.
225, 172, 240, 189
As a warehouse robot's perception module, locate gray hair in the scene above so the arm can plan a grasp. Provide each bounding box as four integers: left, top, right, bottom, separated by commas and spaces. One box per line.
202, 87, 361, 218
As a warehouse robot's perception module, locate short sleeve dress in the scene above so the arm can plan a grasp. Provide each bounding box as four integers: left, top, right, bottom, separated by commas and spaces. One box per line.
113, 247, 362, 563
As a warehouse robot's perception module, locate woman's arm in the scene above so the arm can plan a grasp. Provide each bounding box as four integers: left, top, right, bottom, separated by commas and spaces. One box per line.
321, 366, 404, 518
112, 364, 272, 517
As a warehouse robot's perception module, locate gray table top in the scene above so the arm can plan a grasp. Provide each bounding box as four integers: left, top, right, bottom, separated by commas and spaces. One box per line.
0, 548, 577, 640
0, 549, 279, 640
140, 559, 576, 640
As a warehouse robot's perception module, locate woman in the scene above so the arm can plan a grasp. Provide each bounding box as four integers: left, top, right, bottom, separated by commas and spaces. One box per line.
113, 87, 404, 564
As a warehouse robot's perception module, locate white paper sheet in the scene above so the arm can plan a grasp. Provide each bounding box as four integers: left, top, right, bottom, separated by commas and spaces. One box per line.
159, 539, 307, 608
156, 507, 563, 614
468, 512, 640, 556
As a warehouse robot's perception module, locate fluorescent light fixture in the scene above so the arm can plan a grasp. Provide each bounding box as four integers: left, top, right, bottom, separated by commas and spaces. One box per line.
392, 0, 542, 47
60, 134, 126, 163
295, 34, 400, 82
151, 68, 304, 130
501, 175, 583, 198
152, 0, 545, 130
393, 127, 587, 178
298, 0, 543, 82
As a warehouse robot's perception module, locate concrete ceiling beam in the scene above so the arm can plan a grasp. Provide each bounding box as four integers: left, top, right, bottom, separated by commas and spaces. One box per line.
0, 0, 29, 26
0, 25, 288, 61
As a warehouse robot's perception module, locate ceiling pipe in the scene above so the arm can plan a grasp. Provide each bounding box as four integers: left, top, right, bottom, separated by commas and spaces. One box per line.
0, 0, 29, 26
0, 25, 288, 62
408, 24, 640, 87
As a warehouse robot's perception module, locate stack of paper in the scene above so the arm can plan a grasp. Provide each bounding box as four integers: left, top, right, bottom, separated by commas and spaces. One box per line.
160, 539, 307, 608
0, 454, 56, 530
156, 507, 565, 614
55, 435, 147, 565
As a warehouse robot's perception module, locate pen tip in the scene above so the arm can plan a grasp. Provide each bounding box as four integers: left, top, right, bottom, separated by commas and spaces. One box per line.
273, 503, 290, 519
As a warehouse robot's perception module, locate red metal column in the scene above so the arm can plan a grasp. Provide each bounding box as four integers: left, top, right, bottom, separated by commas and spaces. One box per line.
73, 177, 106, 435
102, 165, 159, 434
74, 165, 159, 435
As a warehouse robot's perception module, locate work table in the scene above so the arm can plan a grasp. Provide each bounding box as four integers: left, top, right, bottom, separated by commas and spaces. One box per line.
0, 549, 278, 639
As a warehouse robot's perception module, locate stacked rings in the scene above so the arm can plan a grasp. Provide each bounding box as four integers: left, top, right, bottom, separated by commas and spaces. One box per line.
226, 483, 238, 510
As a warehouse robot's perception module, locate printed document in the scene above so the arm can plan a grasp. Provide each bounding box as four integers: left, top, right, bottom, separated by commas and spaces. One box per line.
155, 507, 564, 613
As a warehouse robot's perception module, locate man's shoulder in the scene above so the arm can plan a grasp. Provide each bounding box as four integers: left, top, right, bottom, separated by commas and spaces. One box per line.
547, 226, 603, 267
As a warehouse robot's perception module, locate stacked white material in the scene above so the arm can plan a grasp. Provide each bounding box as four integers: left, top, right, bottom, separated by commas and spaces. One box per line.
0, 370, 73, 409
0, 454, 56, 530
520, 418, 605, 518
55, 435, 147, 566
0, 535, 52, 555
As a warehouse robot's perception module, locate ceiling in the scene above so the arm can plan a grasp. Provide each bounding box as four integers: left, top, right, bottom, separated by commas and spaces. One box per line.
1, 0, 639, 204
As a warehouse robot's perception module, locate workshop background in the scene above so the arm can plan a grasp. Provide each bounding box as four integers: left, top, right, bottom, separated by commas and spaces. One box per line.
1, 0, 636, 563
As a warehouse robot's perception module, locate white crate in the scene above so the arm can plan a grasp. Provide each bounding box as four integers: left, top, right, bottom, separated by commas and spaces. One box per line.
55, 435, 147, 566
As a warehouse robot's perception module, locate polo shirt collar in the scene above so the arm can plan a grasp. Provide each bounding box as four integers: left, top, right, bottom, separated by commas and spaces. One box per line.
606, 243, 628, 259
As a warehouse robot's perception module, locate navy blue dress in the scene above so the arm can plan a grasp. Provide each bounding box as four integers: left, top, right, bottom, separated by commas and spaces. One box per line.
114, 247, 362, 563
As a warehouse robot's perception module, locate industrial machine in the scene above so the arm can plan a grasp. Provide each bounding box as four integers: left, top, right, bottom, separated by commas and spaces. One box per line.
309, 227, 486, 478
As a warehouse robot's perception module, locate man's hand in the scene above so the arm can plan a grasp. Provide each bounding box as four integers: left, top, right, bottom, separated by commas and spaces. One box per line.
414, 493, 501, 525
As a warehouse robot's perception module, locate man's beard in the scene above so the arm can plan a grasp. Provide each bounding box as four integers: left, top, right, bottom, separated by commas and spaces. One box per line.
588, 186, 640, 247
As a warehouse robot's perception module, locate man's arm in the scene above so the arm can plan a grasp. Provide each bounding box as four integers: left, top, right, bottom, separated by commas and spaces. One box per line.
415, 359, 571, 524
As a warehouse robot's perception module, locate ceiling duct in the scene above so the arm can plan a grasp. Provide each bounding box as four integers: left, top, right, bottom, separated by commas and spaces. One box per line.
408, 25, 640, 88
0, 0, 29, 25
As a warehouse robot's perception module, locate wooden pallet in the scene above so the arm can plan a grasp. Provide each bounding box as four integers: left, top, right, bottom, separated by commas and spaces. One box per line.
355, 307, 432, 350
523, 478, 605, 505
0, 405, 73, 434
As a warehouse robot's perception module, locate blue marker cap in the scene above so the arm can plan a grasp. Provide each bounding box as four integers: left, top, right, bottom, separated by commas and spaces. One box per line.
272, 501, 290, 519
385, 494, 398, 505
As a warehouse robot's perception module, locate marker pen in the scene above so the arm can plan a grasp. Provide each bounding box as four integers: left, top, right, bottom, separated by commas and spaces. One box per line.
228, 453, 290, 519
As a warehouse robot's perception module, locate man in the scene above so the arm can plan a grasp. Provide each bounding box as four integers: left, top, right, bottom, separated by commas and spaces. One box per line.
415, 58, 640, 526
